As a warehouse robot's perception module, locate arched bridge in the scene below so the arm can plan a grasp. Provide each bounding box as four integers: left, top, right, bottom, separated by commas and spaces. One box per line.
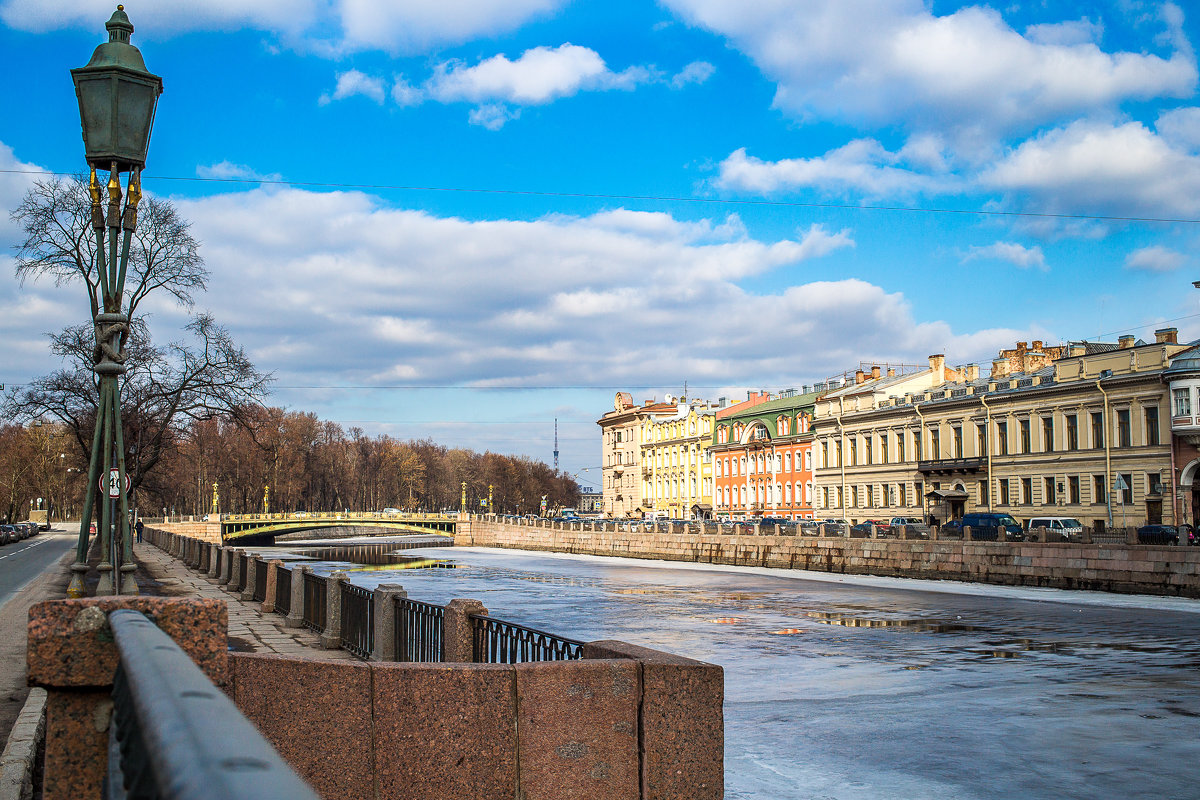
220, 512, 458, 545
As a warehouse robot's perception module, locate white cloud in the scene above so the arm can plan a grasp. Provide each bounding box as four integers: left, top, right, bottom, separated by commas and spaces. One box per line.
319, 70, 386, 105
196, 162, 282, 183
337, 0, 564, 54
717, 141, 951, 196
983, 118, 1200, 216
1024, 18, 1104, 47
1156, 106, 1200, 152
1125, 245, 1186, 272
468, 104, 520, 131
661, 0, 1196, 153
0, 0, 319, 36
391, 76, 423, 107
670, 61, 715, 89
963, 241, 1047, 270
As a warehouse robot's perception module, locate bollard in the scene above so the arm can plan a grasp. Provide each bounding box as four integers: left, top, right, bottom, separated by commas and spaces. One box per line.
227, 549, 244, 594
284, 565, 307, 629
218, 547, 234, 585
207, 545, 222, 579
261, 559, 282, 613
240, 555, 259, 601
369, 584, 407, 661
319, 571, 348, 650
444, 598, 488, 663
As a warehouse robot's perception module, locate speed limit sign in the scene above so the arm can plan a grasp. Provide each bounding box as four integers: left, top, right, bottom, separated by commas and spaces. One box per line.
100, 469, 131, 499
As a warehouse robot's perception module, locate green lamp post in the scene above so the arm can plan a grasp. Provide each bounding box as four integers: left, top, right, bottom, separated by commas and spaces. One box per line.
66, 5, 163, 597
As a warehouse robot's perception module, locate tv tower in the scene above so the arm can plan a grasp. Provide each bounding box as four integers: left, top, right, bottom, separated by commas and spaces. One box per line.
554, 418, 559, 470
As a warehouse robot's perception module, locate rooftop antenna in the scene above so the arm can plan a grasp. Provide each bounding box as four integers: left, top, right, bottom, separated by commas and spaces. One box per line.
553, 418, 559, 470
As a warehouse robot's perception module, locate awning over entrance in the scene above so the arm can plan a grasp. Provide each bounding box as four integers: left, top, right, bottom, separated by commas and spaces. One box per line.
925, 488, 969, 500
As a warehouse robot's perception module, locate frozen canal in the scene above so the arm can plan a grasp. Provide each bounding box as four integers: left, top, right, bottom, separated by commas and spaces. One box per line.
275, 542, 1200, 800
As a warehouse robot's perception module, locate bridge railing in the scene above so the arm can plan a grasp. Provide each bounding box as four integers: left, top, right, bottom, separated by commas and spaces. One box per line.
107, 609, 319, 800
340, 583, 374, 658
222, 511, 458, 523
470, 614, 584, 664
395, 598, 444, 662
302, 572, 327, 633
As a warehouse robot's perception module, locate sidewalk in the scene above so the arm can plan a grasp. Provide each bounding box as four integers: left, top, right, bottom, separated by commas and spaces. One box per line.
134, 542, 354, 659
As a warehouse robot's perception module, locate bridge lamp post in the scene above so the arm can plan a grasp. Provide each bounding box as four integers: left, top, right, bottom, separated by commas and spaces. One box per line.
66, 5, 163, 598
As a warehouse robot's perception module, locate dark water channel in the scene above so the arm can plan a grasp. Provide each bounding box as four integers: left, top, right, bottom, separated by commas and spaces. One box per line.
260, 541, 1200, 800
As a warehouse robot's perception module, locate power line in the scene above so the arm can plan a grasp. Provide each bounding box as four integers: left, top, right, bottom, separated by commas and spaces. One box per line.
3, 167, 1199, 225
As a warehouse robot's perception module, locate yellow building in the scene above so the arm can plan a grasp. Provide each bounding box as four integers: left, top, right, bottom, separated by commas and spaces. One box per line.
639, 400, 718, 519
597, 393, 677, 518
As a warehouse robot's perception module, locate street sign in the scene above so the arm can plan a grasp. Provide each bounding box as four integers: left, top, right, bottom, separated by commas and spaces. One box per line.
101, 469, 131, 499
1113, 475, 1129, 491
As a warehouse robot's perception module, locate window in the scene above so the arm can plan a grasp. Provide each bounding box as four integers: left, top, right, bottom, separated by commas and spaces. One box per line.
881, 436, 889, 464
977, 424, 986, 457
1042, 417, 1054, 452
1145, 407, 1160, 446
1092, 412, 1104, 449
980, 480, 988, 505
784, 452, 791, 472
898, 434, 906, 463
1117, 410, 1131, 447
865, 485, 873, 508
999, 479, 1010, 506
821, 442, 829, 469
1044, 476, 1056, 505
1066, 414, 1078, 450
1173, 388, 1192, 418
849, 439, 858, 466
898, 484, 906, 507
996, 421, 1008, 455
865, 437, 873, 465
1068, 476, 1080, 504
1119, 473, 1133, 503
930, 430, 940, 459
1148, 473, 1163, 496
804, 450, 812, 471
1021, 477, 1032, 504
952, 426, 963, 458
851, 486, 859, 508
1093, 475, 1106, 504
914, 432, 922, 461
1019, 419, 1031, 453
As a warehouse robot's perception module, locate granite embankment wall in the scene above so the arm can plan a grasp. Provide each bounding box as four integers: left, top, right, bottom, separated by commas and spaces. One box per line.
458, 519, 1200, 598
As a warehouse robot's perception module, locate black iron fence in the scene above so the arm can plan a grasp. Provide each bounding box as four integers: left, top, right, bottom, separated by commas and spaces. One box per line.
236, 553, 249, 592
253, 561, 268, 602
395, 598, 444, 662
340, 583, 374, 658
276, 567, 292, 615
302, 572, 326, 633
107, 609, 319, 800
470, 615, 584, 664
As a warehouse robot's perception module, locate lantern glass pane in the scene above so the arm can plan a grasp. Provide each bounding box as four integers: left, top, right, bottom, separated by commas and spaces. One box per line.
115, 79, 156, 162
76, 75, 115, 157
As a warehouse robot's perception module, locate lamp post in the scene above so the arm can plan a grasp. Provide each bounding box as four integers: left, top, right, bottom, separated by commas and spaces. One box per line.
66, 6, 163, 597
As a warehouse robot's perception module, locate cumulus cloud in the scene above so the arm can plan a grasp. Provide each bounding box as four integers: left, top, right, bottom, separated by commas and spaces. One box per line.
717, 140, 953, 196
319, 70, 386, 105
670, 61, 715, 89
661, 0, 1196, 153
963, 241, 1047, 270
1125, 245, 1186, 272
337, 0, 564, 54
196, 162, 283, 183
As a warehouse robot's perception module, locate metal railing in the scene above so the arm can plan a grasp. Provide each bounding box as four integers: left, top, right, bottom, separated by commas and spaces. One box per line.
302, 572, 327, 633
223, 511, 457, 522
340, 583, 374, 658
395, 598, 444, 662
470, 615, 584, 664
253, 561, 268, 602
236, 554, 249, 592
276, 567, 292, 615
107, 609, 319, 800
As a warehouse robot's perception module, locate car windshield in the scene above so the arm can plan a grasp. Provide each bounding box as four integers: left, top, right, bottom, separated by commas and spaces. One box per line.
997, 515, 1019, 526
1062, 519, 1082, 527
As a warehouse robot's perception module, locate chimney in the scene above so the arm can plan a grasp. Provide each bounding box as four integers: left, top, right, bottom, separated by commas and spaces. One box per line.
1032, 340, 1043, 351
887, 368, 896, 377
1119, 335, 1135, 349
991, 358, 1008, 379
966, 364, 979, 381
1016, 341, 1028, 352
1069, 344, 1085, 357
855, 369, 866, 384
870, 365, 881, 379
1156, 327, 1179, 344
928, 354, 945, 377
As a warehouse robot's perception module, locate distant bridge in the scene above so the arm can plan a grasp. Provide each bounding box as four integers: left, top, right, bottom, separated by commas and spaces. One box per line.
220, 512, 458, 545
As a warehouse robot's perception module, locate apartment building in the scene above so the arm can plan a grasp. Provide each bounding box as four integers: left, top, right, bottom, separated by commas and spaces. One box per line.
639, 399, 718, 518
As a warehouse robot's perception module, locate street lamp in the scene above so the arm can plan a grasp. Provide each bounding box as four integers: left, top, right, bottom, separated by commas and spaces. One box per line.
66, 6, 163, 597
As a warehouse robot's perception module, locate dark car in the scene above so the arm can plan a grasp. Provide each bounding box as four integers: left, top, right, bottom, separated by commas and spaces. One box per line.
849, 520, 889, 537
961, 512, 1024, 541
1137, 524, 1179, 545
0, 524, 16, 544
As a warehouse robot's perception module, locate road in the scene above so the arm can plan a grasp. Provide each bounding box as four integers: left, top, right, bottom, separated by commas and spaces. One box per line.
0, 530, 74, 608
273, 541, 1200, 800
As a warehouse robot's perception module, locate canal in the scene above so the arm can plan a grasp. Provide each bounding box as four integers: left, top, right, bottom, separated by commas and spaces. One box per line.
264, 540, 1200, 800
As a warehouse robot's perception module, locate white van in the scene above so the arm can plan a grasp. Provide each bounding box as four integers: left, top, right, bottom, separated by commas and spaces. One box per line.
1026, 517, 1084, 542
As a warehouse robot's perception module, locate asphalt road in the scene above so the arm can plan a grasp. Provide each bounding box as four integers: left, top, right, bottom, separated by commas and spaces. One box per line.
0, 530, 75, 609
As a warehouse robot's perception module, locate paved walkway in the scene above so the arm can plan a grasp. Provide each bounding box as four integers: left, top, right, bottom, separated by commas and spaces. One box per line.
135, 542, 354, 659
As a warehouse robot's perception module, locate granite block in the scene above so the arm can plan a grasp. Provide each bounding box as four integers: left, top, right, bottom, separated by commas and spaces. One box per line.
230, 652, 373, 800
583, 640, 724, 800
42, 691, 110, 800
515, 659, 639, 800
372, 662, 517, 800
27, 597, 228, 688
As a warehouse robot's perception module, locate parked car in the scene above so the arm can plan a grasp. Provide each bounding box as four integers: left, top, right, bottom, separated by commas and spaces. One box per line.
889, 516, 931, 539
938, 519, 965, 537
1136, 524, 1179, 545
1026, 516, 1085, 542
960, 512, 1024, 541
0, 525, 13, 545
849, 519, 890, 537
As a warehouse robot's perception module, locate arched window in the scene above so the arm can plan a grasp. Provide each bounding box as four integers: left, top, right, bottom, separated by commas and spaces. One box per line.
785, 483, 792, 503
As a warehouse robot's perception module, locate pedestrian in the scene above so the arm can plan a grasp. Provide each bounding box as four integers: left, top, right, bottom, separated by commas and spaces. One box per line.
135, 518, 144, 543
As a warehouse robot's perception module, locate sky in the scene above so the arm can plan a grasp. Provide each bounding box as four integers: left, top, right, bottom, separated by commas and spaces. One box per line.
3, 0, 1200, 487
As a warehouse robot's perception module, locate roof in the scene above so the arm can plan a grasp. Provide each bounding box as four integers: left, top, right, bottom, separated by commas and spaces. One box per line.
719, 390, 822, 421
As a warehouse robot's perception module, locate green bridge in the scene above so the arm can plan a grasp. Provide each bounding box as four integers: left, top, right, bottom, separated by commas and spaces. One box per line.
220, 512, 459, 545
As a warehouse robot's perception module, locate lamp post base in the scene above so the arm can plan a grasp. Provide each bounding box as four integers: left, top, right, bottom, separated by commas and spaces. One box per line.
66, 563, 89, 598
95, 561, 114, 596
118, 563, 139, 595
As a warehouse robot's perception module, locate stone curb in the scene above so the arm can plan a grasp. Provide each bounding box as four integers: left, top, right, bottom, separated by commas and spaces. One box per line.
0, 688, 47, 800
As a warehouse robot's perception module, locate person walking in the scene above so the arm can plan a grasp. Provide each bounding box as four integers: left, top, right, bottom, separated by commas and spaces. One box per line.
135, 518, 144, 544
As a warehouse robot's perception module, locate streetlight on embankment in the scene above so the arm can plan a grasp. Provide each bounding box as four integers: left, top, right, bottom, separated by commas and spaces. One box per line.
66, 5, 163, 597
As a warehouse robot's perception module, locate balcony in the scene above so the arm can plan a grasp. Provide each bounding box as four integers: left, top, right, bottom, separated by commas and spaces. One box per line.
917, 457, 986, 475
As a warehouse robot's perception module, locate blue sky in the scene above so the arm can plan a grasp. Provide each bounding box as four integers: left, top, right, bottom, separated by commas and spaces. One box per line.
3, 0, 1200, 485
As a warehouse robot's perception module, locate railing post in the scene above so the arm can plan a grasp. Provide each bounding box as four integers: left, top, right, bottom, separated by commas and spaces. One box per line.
964, 525, 974, 541
207, 544, 222, 579
285, 566, 308, 628
319, 571, 348, 650
218, 546, 233, 585
227, 549, 244, 593
240, 555, 260, 601
370, 583, 407, 661
444, 598, 487, 662
261, 559, 283, 613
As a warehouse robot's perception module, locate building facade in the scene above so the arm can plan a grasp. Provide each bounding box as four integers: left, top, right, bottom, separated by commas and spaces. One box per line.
639, 401, 718, 518
597, 393, 678, 518
710, 390, 821, 520
811, 333, 1188, 529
